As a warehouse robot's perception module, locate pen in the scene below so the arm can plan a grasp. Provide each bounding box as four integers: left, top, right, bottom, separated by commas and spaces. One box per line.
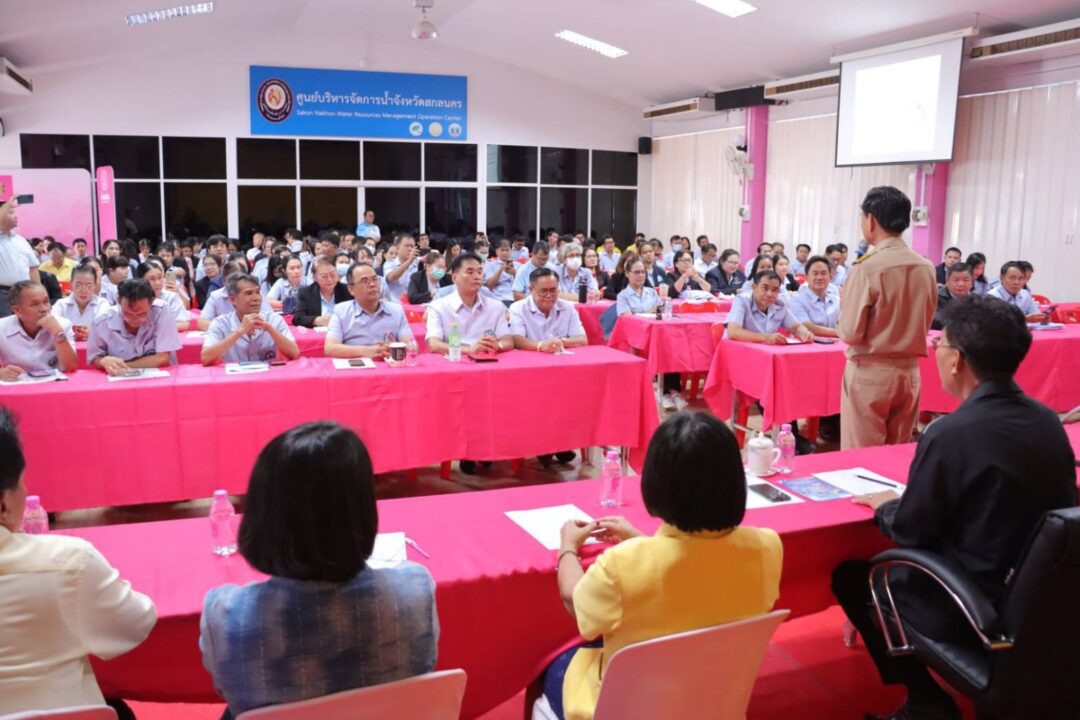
405, 537, 430, 558
857, 474, 900, 490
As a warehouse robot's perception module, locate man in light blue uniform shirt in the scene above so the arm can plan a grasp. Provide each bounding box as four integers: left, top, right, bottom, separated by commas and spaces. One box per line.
826, 245, 848, 287
88, 279, 182, 374
198, 260, 272, 329
724, 270, 814, 343
512, 241, 552, 300
790, 244, 811, 276
988, 261, 1045, 320
202, 274, 299, 365
381, 234, 420, 302
0, 281, 77, 380
355, 209, 381, 240
325, 263, 412, 359
787, 255, 841, 337
597, 236, 621, 274
510, 236, 530, 263
0, 199, 41, 318
426, 253, 512, 353
508, 267, 587, 350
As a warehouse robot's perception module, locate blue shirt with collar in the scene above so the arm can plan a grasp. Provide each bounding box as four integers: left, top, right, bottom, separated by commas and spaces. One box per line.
787, 284, 840, 329
327, 300, 412, 346
723, 294, 799, 337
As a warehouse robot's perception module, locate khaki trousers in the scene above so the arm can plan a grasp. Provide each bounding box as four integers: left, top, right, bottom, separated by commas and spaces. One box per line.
840, 356, 921, 450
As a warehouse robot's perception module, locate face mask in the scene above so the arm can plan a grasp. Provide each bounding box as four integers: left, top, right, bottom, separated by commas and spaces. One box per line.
432, 268, 446, 281
336, 264, 349, 278
565, 257, 582, 271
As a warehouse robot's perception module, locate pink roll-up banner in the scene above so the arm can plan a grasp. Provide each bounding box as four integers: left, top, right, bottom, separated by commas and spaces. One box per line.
96, 165, 117, 247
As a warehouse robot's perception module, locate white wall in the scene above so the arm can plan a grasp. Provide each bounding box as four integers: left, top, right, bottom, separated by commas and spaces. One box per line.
0, 29, 649, 235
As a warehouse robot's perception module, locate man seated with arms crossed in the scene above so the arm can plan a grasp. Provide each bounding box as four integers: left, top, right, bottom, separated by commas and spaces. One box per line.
201, 273, 299, 365
512, 240, 551, 301
787, 255, 840, 338
325, 263, 412, 360
931, 263, 973, 331
724, 270, 814, 345
988, 261, 1046, 322
509, 267, 588, 467
426, 252, 512, 357
52, 265, 109, 341
833, 295, 1076, 720
293, 256, 351, 328
0, 281, 77, 381
88, 279, 182, 376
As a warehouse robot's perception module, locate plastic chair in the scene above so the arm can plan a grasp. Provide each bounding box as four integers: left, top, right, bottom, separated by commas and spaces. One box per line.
1, 707, 117, 720
533, 610, 789, 720
680, 300, 720, 313
1032, 294, 1052, 305
235, 669, 466, 720
794, 273, 807, 285
1056, 308, 1080, 324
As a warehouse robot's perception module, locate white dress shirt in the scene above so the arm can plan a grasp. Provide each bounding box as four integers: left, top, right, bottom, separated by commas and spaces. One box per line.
0, 527, 156, 714
425, 290, 510, 345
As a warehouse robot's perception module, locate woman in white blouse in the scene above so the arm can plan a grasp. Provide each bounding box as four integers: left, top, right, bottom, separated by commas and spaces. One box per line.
0, 408, 156, 716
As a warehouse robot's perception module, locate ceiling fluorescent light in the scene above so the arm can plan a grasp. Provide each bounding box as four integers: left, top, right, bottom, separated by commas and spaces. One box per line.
125, 2, 214, 27
693, 0, 757, 19
554, 30, 628, 59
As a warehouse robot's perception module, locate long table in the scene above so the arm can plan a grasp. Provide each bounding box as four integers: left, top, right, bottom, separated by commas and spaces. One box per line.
70, 441, 924, 718
704, 325, 1080, 430
5, 348, 658, 511
608, 311, 728, 377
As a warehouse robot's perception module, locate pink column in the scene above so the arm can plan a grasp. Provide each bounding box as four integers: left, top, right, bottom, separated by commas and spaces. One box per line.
910, 162, 949, 262
739, 104, 769, 260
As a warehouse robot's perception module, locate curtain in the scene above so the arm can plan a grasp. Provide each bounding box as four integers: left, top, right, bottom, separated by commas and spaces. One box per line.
946, 82, 1080, 301
650, 127, 743, 248
764, 114, 916, 255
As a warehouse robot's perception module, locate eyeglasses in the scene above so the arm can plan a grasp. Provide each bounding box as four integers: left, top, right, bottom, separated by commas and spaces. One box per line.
535, 287, 559, 296
350, 277, 378, 287
628, 269, 646, 275
930, 336, 963, 355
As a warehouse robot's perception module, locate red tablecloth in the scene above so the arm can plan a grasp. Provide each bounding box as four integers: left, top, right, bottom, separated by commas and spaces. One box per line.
705, 326, 1080, 430
6, 348, 657, 511
575, 300, 615, 345
608, 312, 728, 376
69, 441, 919, 716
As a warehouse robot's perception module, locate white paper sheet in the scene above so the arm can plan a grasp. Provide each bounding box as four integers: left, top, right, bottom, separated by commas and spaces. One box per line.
746, 481, 805, 509
225, 362, 270, 375
331, 357, 375, 370
106, 368, 170, 382
186, 331, 207, 338
0, 372, 69, 386
505, 504, 598, 550
312, 326, 330, 333
811, 467, 905, 496
368, 532, 407, 569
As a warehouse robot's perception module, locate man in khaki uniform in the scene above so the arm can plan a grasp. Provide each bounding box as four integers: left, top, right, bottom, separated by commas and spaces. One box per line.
839, 186, 937, 449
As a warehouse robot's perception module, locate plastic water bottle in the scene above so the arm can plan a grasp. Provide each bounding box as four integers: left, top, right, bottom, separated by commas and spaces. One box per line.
22, 495, 49, 534
448, 322, 462, 362
599, 450, 623, 508
209, 490, 238, 556
777, 424, 797, 474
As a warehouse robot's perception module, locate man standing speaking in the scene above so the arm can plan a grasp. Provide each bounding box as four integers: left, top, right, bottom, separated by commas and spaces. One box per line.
839, 187, 936, 449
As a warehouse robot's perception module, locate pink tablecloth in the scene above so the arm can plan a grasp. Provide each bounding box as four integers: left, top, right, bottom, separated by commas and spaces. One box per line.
704, 325, 1080, 430
608, 312, 728, 376
72, 441, 917, 716
7, 348, 657, 511
575, 300, 615, 345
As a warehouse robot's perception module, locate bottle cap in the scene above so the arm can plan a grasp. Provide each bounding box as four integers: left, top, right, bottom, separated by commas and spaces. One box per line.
606, 450, 620, 460
781, 423, 792, 432
26, 495, 40, 508
213, 490, 229, 501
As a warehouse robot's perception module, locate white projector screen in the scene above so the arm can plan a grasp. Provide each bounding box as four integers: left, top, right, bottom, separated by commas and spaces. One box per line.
835, 37, 964, 167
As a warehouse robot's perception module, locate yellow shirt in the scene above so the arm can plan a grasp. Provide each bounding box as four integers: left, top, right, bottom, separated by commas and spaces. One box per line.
564, 523, 783, 720
39, 257, 78, 283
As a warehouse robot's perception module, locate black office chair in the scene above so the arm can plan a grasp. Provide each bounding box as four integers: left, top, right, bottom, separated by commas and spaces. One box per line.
868, 507, 1080, 719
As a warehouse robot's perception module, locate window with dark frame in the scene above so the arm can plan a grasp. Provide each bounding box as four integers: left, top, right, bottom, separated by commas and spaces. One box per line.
300, 140, 360, 180
425, 187, 477, 238
424, 143, 478, 182
486, 187, 537, 242
238, 138, 297, 179
540, 147, 589, 185
92, 135, 160, 179
363, 142, 421, 181
162, 137, 226, 180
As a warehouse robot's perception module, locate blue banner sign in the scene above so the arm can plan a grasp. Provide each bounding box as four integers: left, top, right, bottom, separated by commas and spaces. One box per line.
250, 66, 468, 140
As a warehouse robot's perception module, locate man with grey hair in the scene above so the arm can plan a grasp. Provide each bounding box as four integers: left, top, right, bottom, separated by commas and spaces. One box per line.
0, 281, 77, 380
201, 273, 298, 365
555, 241, 598, 303
0, 199, 41, 318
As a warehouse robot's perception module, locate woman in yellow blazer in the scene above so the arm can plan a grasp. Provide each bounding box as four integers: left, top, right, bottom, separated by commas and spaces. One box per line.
543, 411, 784, 720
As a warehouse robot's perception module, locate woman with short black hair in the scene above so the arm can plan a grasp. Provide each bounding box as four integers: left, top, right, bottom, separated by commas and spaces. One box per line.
200, 421, 438, 718
540, 411, 783, 720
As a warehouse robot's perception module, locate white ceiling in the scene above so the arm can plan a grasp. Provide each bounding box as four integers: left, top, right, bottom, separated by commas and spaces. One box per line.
1, 0, 1079, 107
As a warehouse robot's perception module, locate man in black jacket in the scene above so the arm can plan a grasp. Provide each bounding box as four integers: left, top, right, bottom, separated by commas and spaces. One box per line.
292, 256, 350, 328
832, 294, 1077, 720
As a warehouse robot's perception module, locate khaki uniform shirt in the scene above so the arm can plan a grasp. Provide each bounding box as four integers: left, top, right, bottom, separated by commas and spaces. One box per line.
838, 236, 937, 359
